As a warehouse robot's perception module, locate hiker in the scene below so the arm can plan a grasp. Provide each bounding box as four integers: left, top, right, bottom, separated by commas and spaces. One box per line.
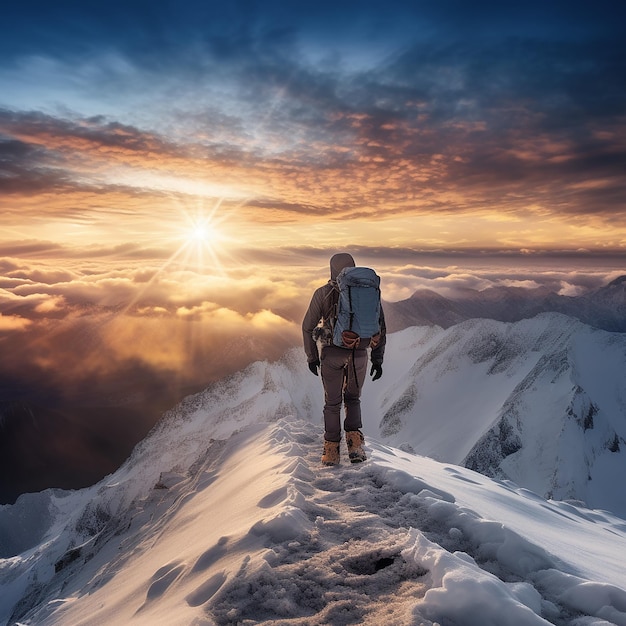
302, 252, 386, 465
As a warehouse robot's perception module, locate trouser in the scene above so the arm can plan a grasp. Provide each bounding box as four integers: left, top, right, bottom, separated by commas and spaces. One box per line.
320, 345, 368, 442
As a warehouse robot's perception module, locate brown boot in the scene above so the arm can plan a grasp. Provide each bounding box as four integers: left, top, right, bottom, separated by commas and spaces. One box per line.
345, 430, 366, 463
321, 440, 340, 466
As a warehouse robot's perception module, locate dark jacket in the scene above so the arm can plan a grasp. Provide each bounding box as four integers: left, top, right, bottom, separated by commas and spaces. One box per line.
302, 254, 386, 366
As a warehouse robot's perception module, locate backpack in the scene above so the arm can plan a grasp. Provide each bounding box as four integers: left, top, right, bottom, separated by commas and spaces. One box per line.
332, 266, 381, 349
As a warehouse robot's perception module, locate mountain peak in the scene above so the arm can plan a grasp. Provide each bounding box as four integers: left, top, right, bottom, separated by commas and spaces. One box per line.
386, 278, 626, 332
409, 288, 446, 300
3, 319, 626, 624
607, 275, 626, 288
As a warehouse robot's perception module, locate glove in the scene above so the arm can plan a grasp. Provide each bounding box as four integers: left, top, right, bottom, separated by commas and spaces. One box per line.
308, 360, 320, 376
370, 363, 382, 381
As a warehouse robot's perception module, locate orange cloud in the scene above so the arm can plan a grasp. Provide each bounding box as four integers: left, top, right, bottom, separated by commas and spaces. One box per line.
0, 313, 31, 331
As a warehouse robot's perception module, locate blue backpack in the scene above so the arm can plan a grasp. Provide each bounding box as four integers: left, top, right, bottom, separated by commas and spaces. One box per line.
333, 266, 382, 349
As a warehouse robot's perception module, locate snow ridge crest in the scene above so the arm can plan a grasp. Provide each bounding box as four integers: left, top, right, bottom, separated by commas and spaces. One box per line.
3, 418, 626, 625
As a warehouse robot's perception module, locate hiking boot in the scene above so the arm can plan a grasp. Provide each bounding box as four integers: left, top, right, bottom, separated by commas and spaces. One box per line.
346, 430, 367, 463
321, 440, 340, 466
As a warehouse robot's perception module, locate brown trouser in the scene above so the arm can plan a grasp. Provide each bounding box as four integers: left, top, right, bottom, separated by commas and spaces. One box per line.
320, 345, 368, 442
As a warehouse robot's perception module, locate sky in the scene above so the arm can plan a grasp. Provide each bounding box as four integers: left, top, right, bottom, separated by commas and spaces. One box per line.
1, 0, 625, 494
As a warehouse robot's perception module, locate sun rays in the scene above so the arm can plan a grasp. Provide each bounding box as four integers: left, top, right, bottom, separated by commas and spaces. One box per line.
116, 196, 242, 316
177, 208, 224, 274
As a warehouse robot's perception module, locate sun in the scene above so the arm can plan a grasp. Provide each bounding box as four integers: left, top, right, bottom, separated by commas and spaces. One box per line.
119, 198, 238, 314
178, 216, 224, 270
168, 198, 240, 275
188, 222, 215, 243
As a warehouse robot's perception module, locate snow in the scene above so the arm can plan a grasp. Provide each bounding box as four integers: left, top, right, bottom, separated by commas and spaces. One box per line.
361, 315, 626, 517
3, 419, 626, 625
2, 315, 626, 625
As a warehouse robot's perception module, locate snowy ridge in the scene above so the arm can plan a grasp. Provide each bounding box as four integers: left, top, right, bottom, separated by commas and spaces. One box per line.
2, 417, 626, 625
363, 314, 626, 517
2, 313, 626, 624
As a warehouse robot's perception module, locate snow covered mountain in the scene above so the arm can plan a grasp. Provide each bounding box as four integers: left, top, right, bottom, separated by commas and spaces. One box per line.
2, 313, 626, 624
4, 277, 623, 505
366, 314, 626, 518
384, 275, 626, 332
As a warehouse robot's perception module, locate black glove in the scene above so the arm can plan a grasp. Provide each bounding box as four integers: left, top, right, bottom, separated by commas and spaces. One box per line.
308, 360, 320, 376
370, 363, 382, 381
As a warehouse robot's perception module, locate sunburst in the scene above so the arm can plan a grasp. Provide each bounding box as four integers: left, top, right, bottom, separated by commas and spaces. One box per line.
120, 196, 242, 315
175, 198, 230, 275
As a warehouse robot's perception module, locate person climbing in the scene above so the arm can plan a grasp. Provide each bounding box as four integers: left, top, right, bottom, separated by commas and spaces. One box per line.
302, 252, 386, 466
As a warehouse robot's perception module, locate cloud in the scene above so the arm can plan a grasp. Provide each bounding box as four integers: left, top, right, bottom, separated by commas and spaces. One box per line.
8, 266, 77, 284
1, 246, 621, 419
2, 15, 625, 231
0, 264, 304, 436
5, 245, 623, 373
0, 251, 337, 408
0, 109, 191, 193
0, 313, 31, 331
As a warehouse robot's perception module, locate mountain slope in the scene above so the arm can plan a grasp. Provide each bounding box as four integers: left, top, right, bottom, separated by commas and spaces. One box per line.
362, 314, 626, 517
2, 418, 626, 625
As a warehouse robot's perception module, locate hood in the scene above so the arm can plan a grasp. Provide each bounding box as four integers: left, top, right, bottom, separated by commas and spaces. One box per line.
329, 253, 356, 281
